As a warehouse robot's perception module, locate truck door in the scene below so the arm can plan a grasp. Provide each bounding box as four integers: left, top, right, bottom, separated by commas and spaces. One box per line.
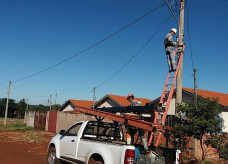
59, 122, 82, 158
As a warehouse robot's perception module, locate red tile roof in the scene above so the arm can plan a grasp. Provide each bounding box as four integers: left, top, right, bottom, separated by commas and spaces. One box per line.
183, 88, 228, 106
69, 99, 94, 109
108, 94, 151, 106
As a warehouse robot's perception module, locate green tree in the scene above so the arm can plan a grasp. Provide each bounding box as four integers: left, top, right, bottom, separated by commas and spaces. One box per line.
28, 104, 49, 111
17, 99, 27, 118
52, 104, 61, 111
0, 98, 17, 117
173, 98, 224, 160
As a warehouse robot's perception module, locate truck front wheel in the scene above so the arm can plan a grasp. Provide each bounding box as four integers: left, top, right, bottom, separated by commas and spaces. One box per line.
47, 147, 62, 164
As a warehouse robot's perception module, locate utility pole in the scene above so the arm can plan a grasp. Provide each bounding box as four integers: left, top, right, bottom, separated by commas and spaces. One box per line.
26, 99, 29, 111
176, 0, 185, 105
49, 94, 52, 111
54, 93, 57, 110
194, 69, 197, 105
55, 93, 57, 105
93, 87, 96, 109
4, 80, 11, 127
193, 68, 198, 158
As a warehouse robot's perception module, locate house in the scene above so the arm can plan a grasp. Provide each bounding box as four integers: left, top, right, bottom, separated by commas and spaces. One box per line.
150, 88, 228, 128
92, 94, 152, 122
60, 99, 95, 112
94, 94, 151, 108
183, 88, 228, 132
150, 87, 228, 160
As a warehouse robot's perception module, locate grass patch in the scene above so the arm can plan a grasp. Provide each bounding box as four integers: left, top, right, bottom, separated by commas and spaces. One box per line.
0, 117, 33, 131
0, 123, 33, 131
0, 117, 25, 126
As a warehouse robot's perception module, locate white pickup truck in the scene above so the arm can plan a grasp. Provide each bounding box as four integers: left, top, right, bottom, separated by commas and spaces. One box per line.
47, 120, 136, 164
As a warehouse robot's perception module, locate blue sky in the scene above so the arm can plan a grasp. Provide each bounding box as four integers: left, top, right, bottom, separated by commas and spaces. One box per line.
0, 0, 227, 105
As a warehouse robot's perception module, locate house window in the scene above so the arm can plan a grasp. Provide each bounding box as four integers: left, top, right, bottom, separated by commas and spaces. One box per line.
165, 115, 175, 127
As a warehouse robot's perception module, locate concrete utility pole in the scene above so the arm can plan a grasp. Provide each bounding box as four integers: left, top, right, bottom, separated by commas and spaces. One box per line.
55, 93, 57, 105
49, 94, 52, 111
194, 69, 197, 105
4, 80, 11, 127
26, 99, 29, 111
93, 87, 96, 109
176, 0, 185, 105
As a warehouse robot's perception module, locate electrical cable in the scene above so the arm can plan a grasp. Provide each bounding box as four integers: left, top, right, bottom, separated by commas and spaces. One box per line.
95, 15, 172, 89
11, 84, 49, 97
12, 2, 167, 83
0, 82, 7, 89
186, 0, 195, 70
163, 0, 179, 25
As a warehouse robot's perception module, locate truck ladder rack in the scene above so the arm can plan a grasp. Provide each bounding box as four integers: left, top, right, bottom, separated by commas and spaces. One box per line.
71, 106, 163, 132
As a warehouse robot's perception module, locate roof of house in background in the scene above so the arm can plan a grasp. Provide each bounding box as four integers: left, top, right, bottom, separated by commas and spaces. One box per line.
150, 88, 228, 107
60, 99, 94, 111
183, 88, 228, 107
94, 94, 151, 107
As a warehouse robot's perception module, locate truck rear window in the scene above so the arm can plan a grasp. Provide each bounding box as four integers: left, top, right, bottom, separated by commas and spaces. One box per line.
82, 121, 123, 141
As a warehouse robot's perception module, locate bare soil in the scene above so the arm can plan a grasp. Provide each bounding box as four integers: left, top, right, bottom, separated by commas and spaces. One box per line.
0, 130, 55, 164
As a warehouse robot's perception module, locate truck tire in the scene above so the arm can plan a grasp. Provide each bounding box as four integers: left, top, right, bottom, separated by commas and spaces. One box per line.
47, 147, 62, 164
88, 157, 103, 164
92, 162, 103, 164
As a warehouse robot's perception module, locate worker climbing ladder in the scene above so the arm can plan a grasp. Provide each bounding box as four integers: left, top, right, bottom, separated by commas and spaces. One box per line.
149, 45, 185, 147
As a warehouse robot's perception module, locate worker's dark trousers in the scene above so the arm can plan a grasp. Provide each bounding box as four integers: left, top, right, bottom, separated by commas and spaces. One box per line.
165, 46, 176, 71
138, 128, 148, 150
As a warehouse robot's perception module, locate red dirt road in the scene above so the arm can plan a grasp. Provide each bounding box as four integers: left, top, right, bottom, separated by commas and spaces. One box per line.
0, 142, 48, 164
0, 130, 54, 164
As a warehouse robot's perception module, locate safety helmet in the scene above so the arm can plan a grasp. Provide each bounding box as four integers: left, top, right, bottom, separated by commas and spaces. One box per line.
170, 28, 177, 34
127, 93, 134, 100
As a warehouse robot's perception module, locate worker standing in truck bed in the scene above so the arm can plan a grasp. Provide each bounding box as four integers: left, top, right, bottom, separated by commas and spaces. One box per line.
127, 93, 149, 154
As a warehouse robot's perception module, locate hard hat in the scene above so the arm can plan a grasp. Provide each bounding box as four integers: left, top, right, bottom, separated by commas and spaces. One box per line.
127, 93, 134, 100
170, 28, 177, 34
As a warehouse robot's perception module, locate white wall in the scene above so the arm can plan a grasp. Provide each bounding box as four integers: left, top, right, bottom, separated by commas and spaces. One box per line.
166, 93, 194, 115
62, 104, 74, 111
45, 112, 49, 131
97, 99, 119, 108
24, 111, 35, 127
56, 112, 94, 133
167, 97, 176, 115
220, 112, 228, 133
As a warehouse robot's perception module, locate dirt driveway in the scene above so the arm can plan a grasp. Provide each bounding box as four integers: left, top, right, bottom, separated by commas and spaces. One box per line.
0, 130, 55, 164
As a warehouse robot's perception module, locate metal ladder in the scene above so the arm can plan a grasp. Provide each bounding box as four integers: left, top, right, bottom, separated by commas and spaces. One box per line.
149, 45, 185, 147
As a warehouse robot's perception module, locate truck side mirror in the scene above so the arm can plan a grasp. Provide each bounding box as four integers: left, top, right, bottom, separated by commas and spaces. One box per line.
59, 130, 65, 136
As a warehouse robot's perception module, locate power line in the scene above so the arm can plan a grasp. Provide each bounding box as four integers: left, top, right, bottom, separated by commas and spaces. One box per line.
163, 0, 179, 25
12, 2, 167, 83
186, 0, 195, 70
11, 84, 49, 97
95, 15, 172, 89
0, 82, 7, 89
